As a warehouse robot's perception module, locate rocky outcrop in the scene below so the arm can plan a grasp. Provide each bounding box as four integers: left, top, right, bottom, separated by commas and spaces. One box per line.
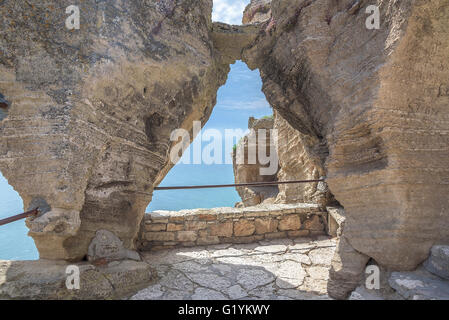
232, 112, 333, 207
138, 203, 327, 251
274, 110, 331, 206
1, 0, 448, 301
0, 0, 229, 260
0, 259, 155, 300
240, 0, 449, 297
242, 0, 272, 25
232, 116, 278, 207
349, 245, 449, 300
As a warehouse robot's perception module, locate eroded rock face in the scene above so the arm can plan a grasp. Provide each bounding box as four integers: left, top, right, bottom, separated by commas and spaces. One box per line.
274, 110, 332, 206
232, 117, 278, 207
241, 0, 449, 293
0, 0, 229, 260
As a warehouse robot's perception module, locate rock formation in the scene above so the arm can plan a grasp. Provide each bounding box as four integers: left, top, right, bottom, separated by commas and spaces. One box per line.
232, 112, 332, 207
273, 110, 331, 206
0, 0, 228, 260
1, 0, 448, 301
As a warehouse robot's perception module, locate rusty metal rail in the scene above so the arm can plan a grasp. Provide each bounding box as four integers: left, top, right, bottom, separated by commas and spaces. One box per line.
0, 180, 325, 227
0, 208, 39, 227
154, 179, 325, 191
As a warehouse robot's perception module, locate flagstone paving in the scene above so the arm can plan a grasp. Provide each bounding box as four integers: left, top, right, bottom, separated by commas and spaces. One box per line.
130, 236, 337, 300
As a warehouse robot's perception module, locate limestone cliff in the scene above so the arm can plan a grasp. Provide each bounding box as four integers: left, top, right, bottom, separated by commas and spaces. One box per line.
232, 112, 332, 207
240, 0, 449, 298
242, 0, 272, 25
232, 116, 278, 207
0, 0, 447, 302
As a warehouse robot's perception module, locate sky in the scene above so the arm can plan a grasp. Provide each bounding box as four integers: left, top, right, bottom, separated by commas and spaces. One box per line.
212, 0, 250, 25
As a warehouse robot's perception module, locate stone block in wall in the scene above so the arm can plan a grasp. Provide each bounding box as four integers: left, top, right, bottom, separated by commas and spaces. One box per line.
145, 223, 167, 232
169, 216, 186, 223
234, 220, 256, 237
209, 221, 233, 237
186, 221, 207, 231
278, 215, 301, 231
145, 232, 175, 242
326, 207, 345, 238
303, 215, 324, 231
167, 223, 184, 232
197, 236, 220, 246
254, 218, 278, 234
177, 231, 198, 242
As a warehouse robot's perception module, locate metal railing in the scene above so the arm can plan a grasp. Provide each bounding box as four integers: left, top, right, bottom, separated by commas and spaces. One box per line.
0, 179, 325, 226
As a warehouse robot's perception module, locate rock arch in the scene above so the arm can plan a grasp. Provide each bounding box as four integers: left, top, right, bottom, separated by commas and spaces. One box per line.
0, 0, 448, 300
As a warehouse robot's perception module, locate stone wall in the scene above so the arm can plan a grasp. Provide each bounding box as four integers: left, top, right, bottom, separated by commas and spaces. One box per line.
138, 203, 327, 251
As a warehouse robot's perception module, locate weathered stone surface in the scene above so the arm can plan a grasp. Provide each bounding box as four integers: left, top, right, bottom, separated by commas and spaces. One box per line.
241, 0, 449, 288
145, 232, 175, 242
303, 215, 324, 231
87, 229, 140, 262
232, 117, 279, 207
145, 224, 167, 232
327, 237, 369, 300
278, 215, 301, 231
254, 218, 278, 234
131, 237, 336, 300
274, 111, 332, 206
326, 207, 345, 237
167, 223, 184, 232
389, 271, 449, 300
176, 231, 198, 242
0, 0, 230, 261
242, 0, 272, 24
234, 220, 256, 237
0, 259, 154, 300
209, 221, 233, 237
424, 245, 449, 280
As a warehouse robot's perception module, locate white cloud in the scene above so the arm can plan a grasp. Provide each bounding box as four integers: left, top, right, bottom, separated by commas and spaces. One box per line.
212, 0, 250, 25
218, 97, 271, 110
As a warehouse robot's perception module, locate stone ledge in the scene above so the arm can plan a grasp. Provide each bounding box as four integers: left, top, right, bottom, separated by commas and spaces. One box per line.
0, 259, 156, 300
138, 203, 327, 251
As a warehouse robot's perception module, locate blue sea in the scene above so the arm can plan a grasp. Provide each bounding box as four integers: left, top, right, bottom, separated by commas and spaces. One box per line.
0, 61, 271, 260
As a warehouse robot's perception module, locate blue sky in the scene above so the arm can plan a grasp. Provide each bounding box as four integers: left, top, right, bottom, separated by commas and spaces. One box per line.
212, 0, 250, 25
178, 60, 272, 164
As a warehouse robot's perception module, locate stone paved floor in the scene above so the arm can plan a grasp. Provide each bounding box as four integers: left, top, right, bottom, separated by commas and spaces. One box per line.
131, 236, 337, 300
